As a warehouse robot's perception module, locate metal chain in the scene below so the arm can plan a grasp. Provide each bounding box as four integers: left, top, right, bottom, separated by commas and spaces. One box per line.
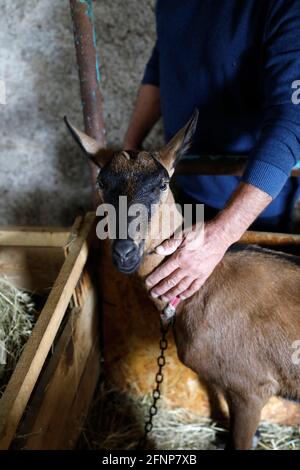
137, 316, 174, 449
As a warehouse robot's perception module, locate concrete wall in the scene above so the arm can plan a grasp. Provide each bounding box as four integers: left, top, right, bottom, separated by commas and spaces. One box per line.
0, 0, 162, 225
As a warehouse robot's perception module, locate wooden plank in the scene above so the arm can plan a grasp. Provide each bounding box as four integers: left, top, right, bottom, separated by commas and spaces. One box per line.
240, 230, 300, 246
64, 215, 84, 308
0, 212, 96, 449
19, 267, 99, 449
0, 246, 64, 293
14, 310, 78, 447
0, 228, 70, 247
61, 341, 101, 450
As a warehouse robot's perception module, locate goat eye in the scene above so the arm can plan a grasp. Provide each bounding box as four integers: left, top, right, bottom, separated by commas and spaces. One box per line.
96, 179, 104, 190
160, 181, 168, 192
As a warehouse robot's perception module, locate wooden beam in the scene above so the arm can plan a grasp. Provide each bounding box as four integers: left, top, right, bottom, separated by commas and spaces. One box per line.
175, 155, 300, 177
240, 230, 300, 246
0, 213, 96, 449
0, 227, 71, 247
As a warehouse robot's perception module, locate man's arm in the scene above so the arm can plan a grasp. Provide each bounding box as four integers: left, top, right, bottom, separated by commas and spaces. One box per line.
146, 183, 272, 301
123, 84, 161, 149
241, 0, 300, 197
213, 182, 272, 245
146, 0, 300, 301
124, 40, 161, 149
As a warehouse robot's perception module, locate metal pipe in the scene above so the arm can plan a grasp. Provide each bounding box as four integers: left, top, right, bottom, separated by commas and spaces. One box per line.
69, 0, 106, 185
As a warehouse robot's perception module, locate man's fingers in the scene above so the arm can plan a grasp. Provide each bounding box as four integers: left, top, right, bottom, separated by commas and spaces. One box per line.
179, 279, 204, 299
155, 236, 182, 256
149, 269, 186, 298
160, 276, 194, 301
146, 256, 180, 289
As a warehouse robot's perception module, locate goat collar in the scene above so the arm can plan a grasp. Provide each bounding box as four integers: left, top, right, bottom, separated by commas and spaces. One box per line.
161, 296, 181, 323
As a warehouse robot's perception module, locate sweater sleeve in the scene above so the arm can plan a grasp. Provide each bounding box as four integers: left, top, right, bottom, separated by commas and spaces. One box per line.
141, 41, 160, 87
242, 0, 300, 198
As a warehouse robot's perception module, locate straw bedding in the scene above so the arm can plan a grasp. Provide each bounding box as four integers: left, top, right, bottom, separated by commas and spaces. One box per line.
0, 277, 35, 395
79, 378, 300, 450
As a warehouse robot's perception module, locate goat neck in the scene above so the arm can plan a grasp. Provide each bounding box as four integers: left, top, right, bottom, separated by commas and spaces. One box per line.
137, 189, 183, 280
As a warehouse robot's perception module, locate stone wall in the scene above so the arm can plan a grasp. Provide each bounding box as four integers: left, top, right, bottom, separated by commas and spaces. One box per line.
0, 0, 162, 225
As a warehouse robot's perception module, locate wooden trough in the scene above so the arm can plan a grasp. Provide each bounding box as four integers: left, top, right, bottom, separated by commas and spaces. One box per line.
101, 229, 300, 427
0, 212, 101, 449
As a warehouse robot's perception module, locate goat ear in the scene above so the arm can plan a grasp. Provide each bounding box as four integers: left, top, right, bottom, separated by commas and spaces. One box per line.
64, 116, 113, 168
159, 109, 199, 175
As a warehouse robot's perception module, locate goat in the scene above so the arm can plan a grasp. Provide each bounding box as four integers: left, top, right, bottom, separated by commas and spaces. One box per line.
65, 112, 300, 450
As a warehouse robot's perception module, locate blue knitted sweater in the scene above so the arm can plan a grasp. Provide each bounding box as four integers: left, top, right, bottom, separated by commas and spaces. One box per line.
142, 0, 300, 217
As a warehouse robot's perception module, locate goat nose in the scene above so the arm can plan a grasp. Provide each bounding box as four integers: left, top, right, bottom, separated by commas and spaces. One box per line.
113, 240, 137, 261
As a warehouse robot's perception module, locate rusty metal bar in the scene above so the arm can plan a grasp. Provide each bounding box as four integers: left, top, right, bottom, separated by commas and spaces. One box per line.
240, 230, 300, 246
176, 155, 300, 177
69, 0, 106, 185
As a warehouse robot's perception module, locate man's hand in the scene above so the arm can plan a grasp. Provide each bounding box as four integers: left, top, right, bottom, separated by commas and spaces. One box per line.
146, 183, 272, 301
146, 221, 232, 300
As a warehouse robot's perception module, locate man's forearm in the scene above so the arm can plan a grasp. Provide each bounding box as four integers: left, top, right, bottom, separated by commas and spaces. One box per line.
213, 182, 273, 246
123, 84, 161, 149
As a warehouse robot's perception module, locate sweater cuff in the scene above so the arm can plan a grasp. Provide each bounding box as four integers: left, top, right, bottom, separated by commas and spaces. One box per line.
141, 69, 160, 87
242, 159, 289, 198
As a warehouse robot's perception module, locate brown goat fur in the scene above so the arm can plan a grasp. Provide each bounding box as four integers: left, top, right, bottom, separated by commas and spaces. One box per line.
174, 246, 300, 448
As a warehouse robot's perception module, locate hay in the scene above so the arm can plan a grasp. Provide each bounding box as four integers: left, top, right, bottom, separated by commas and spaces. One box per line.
79, 378, 300, 450
0, 277, 35, 394
257, 422, 300, 450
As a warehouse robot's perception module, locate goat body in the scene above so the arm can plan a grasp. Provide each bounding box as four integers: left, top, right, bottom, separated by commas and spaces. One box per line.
66, 110, 300, 450
174, 245, 300, 449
